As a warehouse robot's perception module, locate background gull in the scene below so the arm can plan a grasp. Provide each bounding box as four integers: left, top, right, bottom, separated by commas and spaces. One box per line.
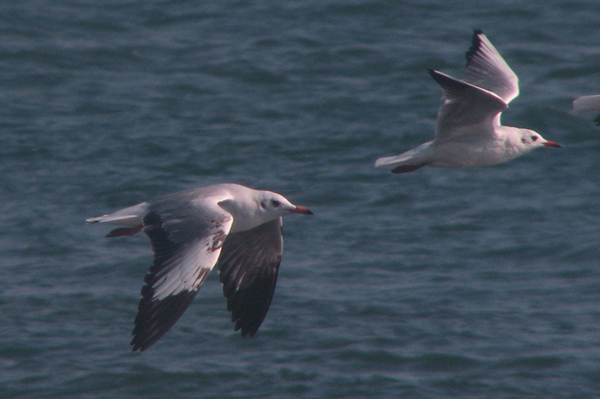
375, 29, 561, 174
573, 94, 600, 125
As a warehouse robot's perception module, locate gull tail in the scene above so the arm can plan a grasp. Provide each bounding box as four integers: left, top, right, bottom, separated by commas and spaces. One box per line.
375, 153, 414, 168
86, 202, 149, 227
374, 141, 432, 173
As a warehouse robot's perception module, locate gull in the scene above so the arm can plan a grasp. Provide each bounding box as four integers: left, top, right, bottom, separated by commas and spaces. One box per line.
87, 183, 313, 351
573, 95, 600, 125
375, 29, 561, 174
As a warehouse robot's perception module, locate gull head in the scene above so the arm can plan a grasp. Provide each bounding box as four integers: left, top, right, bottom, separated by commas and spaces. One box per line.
256, 191, 314, 221
517, 129, 562, 151
221, 185, 313, 232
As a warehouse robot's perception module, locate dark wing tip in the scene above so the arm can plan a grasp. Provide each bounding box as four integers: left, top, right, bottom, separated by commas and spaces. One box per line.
428, 69, 465, 91
428, 69, 448, 85
234, 316, 262, 337
466, 29, 485, 64
594, 114, 600, 126
130, 289, 199, 352
224, 261, 280, 338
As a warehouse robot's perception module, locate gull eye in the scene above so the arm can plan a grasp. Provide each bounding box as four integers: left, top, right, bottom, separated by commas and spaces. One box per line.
260, 201, 266, 209
270, 199, 281, 207
531, 136, 538, 142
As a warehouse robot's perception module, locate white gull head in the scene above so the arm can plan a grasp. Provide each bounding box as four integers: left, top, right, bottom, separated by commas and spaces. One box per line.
218, 185, 313, 233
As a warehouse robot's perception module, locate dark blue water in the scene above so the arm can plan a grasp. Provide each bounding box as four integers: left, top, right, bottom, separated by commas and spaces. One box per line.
1, 1, 600, 398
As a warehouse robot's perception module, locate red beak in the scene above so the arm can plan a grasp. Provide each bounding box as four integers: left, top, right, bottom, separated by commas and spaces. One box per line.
543, 141, 562, 148
290, 205, 314, 215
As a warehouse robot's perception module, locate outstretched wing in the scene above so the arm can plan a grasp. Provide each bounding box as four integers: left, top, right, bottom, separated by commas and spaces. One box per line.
431, 30, 520, 142
463, 29, 519, 104
217, 218, 284, 337
430, 70, 508, 141
131, 189, 233, 352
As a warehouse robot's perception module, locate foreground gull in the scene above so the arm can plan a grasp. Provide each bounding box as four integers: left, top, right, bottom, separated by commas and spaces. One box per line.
573, 95, 600, 125
87, 183, 313, 351
375, 30, 561, 174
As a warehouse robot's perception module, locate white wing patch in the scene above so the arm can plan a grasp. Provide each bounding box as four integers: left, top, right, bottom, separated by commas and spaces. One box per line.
150, 217, 232, 301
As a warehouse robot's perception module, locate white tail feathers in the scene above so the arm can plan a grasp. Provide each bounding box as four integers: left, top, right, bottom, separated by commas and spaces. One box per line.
86, 202, 149, 227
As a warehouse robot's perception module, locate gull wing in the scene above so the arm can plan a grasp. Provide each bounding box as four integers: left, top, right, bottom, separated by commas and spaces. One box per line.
463, 30, 519, 104
217, 218, 284, 337
430, 70, 508, 142
131, 189, 234, 351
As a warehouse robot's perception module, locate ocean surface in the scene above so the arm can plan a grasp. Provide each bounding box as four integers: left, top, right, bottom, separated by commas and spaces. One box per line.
1, 1, 600, 398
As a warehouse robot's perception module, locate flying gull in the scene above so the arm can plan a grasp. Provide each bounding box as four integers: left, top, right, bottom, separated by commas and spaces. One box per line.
375, 29, 561, 174
87, 183, 313, 351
